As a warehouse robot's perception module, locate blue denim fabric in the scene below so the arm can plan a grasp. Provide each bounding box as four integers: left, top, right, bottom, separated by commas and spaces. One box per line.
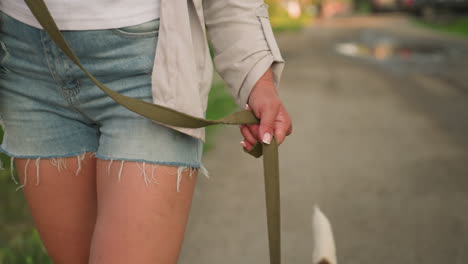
0, 11, 203, 169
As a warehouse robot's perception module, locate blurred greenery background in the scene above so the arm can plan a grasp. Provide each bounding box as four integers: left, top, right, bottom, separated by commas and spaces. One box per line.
416, 17, 468, 37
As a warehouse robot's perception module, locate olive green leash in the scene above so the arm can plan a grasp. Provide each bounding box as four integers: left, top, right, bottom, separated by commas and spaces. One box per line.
24, 0, 281, 263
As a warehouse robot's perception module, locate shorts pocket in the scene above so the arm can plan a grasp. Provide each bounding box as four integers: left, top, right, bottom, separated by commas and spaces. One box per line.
112, 19, 160, 38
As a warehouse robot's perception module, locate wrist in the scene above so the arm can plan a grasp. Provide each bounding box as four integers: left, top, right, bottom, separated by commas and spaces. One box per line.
247, 67, 277, 105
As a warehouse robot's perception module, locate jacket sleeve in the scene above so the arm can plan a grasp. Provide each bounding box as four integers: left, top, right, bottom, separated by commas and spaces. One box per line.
203, 0, 285, 108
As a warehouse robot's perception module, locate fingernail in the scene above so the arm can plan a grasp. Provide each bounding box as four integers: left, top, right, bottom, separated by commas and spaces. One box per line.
240, 141, 247, 148
262, 133, 272, 144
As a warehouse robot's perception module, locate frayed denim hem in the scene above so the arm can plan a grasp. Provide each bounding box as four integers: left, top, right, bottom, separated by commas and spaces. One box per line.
93, 153, 209, 192
0, 147, 98, 191
0, 147, 209, 193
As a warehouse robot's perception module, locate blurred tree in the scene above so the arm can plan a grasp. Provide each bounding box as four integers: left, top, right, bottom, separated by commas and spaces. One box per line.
265, 0, 315, 31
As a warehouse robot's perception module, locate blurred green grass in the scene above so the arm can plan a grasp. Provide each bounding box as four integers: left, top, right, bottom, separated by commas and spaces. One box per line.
203, 79, 238, 153
0, 128, 52, 263
415, 17, 468, 38
354, 0, 372, 14
266, 0, 313, 32
270, 12, 312, 32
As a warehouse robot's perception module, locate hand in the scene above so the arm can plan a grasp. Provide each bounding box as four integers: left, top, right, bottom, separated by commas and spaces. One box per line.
240, 67, 292, 152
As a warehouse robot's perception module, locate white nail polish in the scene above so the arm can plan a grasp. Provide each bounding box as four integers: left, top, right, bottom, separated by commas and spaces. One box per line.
262, 133, 272, 144
240, 141, 247, 148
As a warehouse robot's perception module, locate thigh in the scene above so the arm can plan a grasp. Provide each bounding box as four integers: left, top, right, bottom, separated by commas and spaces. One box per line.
71, 18, 207, 263
90, 161, 199, 264
14, 152, 97, 264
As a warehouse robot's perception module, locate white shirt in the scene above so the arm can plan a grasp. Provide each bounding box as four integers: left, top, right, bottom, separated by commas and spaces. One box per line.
0, 0, 160, 30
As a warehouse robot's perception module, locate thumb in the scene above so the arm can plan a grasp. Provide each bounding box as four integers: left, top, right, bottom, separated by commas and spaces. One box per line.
258, 106, 279, 145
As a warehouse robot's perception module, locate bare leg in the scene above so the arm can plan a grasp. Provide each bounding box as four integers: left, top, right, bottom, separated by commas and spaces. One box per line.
89, 160, 198, 264
14, 152, 98, 264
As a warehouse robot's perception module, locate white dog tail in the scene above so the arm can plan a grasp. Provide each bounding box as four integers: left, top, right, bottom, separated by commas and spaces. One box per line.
312, 205, 337, 264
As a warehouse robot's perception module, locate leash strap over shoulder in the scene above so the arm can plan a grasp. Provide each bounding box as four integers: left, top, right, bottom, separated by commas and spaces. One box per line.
23, 0, 281, 263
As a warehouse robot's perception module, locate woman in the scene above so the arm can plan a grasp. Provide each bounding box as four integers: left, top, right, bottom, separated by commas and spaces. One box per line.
0, 0, 292, 263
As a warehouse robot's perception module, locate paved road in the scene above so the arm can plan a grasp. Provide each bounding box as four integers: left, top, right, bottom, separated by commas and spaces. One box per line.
179, 15, 468, 264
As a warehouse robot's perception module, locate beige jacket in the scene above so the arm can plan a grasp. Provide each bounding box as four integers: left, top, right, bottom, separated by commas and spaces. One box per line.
152, 0, 285, 142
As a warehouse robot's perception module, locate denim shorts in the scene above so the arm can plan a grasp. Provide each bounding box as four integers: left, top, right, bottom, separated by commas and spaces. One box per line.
0, 11, 206, 190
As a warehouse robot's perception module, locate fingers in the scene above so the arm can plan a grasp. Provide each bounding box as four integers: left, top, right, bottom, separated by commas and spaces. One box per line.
274, 122, 292, 145
240, 125, 257, 146
257, 103, 280, 145
250, 125, 260, 139
240, 140, 254, 152
286, 124, 293, 136
242, 103, 292, 151
244, 104, 260, 140
274, 105, 293, 145
242, 104, 261, 144
274, 125, 287, 145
